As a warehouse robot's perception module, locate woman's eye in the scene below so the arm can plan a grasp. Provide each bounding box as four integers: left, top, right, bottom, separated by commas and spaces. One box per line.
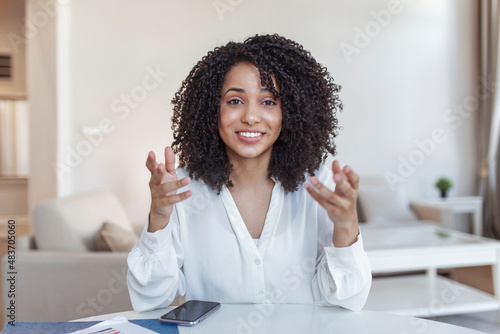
262, 100, 277, 106
228, 99, 242, 105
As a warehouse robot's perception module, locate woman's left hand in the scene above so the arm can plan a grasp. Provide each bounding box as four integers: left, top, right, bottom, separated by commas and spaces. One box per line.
305, 160, 359, 247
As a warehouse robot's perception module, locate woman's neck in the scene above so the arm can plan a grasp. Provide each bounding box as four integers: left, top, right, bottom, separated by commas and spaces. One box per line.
228, 156, 273, 190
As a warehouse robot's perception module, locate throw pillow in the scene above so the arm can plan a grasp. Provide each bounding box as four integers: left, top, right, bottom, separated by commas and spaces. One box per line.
358, 183, 417, 223
94, 221, 139, 252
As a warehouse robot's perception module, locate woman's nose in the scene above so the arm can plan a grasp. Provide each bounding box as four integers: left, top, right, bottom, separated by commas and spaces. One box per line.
241, 103, 261, 124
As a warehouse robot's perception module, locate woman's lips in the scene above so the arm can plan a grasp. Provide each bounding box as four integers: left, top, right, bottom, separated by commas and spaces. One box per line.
236, 131, 264, 143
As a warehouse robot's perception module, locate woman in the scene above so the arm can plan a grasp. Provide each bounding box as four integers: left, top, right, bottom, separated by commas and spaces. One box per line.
127, 34, 371, 312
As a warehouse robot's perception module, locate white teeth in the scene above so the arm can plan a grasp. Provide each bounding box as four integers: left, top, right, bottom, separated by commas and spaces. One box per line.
238, 132, 263, 138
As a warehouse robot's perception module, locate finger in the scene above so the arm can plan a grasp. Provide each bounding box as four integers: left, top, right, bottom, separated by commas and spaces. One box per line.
155, 190, 192, 206
333, 174, 356, 198
151, 177, 191, 197
307, 177, 342, 206
304, 182, 347, 212
309, 176, 341, 202
331, 160, 347, 186
149, 163, 167, 187
332, 160, 348, 181
331, 161, 356, 197
145, 151, 158, 174
304, 181, 331, 208
344, 165, 360, 190
332, 160, 343, 176
165, 146, 176, 174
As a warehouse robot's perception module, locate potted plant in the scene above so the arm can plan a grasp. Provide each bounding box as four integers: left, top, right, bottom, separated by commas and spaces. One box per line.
435, 177, 453, 198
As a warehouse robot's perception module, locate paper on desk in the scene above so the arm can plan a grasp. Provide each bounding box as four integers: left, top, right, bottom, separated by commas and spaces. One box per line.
68, 315, 159, 334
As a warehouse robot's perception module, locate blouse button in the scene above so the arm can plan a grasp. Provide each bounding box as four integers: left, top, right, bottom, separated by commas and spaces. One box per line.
255, 259, 261, 265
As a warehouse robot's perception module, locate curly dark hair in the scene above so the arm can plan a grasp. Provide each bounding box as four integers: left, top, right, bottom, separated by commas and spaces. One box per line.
171, 34, 342, 194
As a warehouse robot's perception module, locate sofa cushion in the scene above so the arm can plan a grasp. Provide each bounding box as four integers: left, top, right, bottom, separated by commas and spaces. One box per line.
357, 175, 417, 222
94, 221, 139, 252
33, 189, 133, 251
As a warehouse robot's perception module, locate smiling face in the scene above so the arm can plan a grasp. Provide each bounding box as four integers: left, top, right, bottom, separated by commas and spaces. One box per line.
218, 62, 282, 165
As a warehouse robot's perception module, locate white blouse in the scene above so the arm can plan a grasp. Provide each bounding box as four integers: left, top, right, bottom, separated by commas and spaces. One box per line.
127, 164, 372, 312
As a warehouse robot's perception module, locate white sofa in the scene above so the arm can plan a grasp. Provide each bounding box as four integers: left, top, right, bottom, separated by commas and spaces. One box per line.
2, 189, 144, 322
356, 175, 437, 224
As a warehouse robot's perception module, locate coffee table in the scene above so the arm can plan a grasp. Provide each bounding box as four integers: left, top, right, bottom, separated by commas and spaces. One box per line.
361, 222, 500, 318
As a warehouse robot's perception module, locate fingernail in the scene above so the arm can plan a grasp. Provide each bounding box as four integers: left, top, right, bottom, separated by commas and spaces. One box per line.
182, 178, 190, 185
304, 183, 310, 189
345, 165, 351, 173
310, 177, 318, 185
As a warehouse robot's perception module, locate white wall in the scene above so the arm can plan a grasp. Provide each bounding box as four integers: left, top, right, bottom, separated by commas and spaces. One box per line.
26, 0, 59, 212
30, 0, 478, 225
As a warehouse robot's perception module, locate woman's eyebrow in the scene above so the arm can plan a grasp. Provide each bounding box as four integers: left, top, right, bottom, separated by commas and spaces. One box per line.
223, 87, 275, 96
223, 87, 244, 96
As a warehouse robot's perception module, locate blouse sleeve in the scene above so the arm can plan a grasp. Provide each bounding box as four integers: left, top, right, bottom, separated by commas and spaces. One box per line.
311, 165, 372, 311
126, 206, 186, 312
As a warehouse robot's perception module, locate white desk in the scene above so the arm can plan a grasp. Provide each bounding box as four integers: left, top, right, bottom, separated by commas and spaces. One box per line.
361, 222, 500, 318
410, 197, 483, 235
76, 303, 487, 333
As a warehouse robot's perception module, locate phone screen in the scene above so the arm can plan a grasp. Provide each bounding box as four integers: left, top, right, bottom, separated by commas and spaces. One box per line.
160, 300, 221, 325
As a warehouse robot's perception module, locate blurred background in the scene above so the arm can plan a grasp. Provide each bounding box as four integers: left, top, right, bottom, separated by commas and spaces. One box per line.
5, 1, 500, 331
0, 0, 478, 226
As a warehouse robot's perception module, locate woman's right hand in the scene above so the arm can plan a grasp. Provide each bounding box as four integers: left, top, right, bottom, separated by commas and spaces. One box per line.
146, 146, 191, 232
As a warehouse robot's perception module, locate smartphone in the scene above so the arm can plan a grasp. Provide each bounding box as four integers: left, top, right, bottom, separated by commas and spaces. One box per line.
159, 300, 221, 326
